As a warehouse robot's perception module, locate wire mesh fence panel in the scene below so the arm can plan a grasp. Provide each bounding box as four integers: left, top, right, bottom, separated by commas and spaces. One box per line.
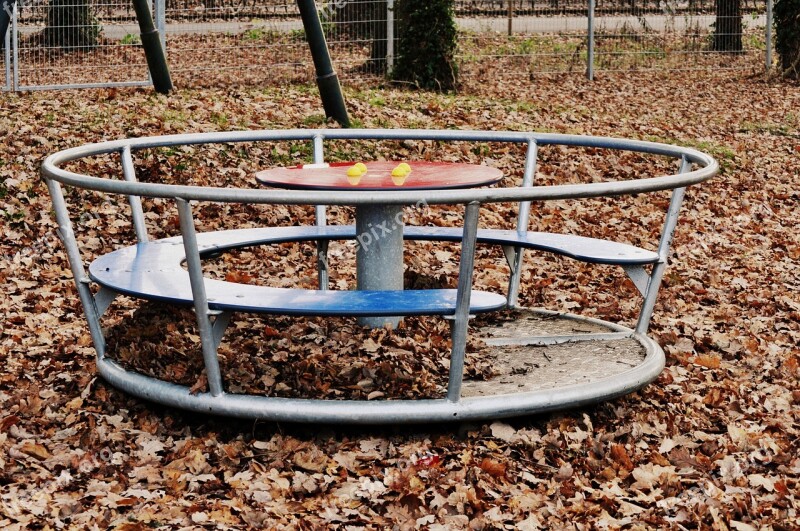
456, 0, 594, 80
325, 0, 391, 76
161, 0, 390, 88
592, 0, 768, 72
161, 0, 310, 87
13, 0, 150, 89
453, 0, 767, 79
3, 0, 771, 91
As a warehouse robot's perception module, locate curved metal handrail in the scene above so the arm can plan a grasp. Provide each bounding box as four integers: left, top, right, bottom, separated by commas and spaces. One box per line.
42, 128, 717, 205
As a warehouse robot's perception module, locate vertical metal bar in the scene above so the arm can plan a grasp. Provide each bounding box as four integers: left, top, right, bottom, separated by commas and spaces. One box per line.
765, 0, 773, 72
155, 0, 166, 54
11, 0, 17, 91
635, 157, 690, 335
313, 135, 327, 224
312, 133, 329, 290
120, 146, 149, 243
3, 13, 9, 91
446, 201, 481, 403
507, 140, 538, 308
45, 179, 107, 359
387, 0, 395, 72
175, 198, 224, 397
516, 140, 538, 233
587, 0, 595, 81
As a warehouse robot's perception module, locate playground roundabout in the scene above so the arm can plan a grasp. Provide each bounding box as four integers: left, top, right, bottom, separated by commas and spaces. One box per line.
42, 128, 717, 424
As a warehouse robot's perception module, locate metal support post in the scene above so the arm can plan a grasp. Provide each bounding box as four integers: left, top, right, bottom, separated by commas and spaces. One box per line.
312, 134, 329, 289
765, 0, 773, 73
120, 146, 149, 243
387, 0, 395, 72
296, 0, 350, 127
12, 0, 18, 91
587, 0, 595, 80
132, 0, 172, 94
635, 157, 690, 335
507, 139, 538, 308
446, 201, 481, 403
3, 6, 9, 91
155, 0, 166, 54
45, 180, 108, 358
176, 198, 224, 396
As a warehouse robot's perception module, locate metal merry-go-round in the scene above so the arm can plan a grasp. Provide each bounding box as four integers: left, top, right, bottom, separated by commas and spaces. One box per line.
42, 129, 717, 424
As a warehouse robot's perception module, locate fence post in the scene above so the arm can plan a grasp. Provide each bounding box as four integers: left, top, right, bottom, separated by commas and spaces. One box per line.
155, 0, 166, 55
587, 0, 595, 80
3, 28, 8, 91
11, 0, 17, 90
387, 0, 394, 73
765, 0, 773, 73
2, 0, 10, 90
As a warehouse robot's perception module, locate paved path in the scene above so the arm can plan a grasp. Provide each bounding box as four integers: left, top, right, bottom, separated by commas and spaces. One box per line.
56, 13, 765, 40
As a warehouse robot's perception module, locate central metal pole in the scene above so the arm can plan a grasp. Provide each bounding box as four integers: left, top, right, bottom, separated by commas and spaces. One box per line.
356, 204, 403, 329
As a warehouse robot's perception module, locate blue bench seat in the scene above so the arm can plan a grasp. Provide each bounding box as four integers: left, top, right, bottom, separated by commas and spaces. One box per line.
88, 229, 506, 316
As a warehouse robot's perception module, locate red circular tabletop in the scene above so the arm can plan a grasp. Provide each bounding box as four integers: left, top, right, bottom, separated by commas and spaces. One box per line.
255, 161, 503, 191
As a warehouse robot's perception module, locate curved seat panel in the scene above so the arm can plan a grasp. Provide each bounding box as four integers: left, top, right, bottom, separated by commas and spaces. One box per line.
88, 229, 506, 316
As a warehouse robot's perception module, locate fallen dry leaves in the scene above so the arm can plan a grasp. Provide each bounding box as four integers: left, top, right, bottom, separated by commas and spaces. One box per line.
1, 55, 799, 528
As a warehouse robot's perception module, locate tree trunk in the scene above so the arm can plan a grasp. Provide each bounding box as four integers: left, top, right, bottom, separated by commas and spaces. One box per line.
775, 0, 800, 78
392, 0, 458, 91
713, 0, 743, 52
45, 0, 101, 51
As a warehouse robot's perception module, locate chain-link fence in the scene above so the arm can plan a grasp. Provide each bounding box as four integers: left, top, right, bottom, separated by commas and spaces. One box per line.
1, 0, 773, 91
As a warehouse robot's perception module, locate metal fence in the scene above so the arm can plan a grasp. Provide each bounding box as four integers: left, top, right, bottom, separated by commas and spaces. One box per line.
4, 0, 151, 89
1, 0, 774, 91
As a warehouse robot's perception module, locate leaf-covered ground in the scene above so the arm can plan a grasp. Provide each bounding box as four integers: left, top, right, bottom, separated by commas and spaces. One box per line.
1, 63, 798, 529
